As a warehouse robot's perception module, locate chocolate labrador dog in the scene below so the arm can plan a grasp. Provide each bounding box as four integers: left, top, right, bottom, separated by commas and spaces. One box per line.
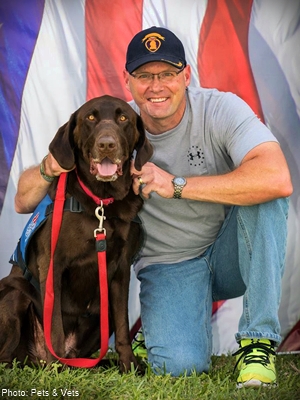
0, 95, 152, 372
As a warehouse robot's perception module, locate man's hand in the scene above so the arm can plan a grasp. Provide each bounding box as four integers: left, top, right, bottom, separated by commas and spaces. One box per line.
44, 152, 75, 177
131, 161, 175, 199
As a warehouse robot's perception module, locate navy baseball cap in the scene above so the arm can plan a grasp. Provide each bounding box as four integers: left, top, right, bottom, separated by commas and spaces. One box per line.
125, 26, 187, 73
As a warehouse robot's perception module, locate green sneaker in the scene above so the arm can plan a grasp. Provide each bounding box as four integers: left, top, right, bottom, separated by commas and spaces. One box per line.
132, 329, 148, 359
233, 339, 277, 388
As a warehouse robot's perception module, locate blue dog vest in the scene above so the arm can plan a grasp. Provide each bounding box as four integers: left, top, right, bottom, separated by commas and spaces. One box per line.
10, 195, 53, 291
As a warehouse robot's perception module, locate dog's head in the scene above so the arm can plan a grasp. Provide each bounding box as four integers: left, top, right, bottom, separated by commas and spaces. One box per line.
49, 95, 153, 182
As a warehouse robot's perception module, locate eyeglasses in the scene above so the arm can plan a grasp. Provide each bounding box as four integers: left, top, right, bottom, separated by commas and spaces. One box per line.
130, 68, 185, 84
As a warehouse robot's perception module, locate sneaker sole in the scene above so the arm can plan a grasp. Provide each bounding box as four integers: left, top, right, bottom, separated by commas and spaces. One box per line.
237, 379, 278, 389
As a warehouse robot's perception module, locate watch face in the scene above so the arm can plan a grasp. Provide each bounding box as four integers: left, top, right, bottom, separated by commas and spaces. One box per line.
174, 177, 186, 185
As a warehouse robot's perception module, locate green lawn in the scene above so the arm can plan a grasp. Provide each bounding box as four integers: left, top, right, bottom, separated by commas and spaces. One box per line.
0, 353, 299, 399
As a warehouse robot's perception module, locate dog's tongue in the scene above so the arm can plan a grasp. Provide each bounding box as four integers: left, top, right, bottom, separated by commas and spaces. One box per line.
97, 158, 118, 176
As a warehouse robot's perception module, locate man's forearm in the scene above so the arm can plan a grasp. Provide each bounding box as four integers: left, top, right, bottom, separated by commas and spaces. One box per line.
14, 165, 51, 213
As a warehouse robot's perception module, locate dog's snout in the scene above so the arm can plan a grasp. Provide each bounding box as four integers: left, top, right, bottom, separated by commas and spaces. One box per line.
97, 135, 117, 151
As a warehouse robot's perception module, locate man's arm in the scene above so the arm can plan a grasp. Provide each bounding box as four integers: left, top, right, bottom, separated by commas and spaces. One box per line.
131, 142, 293, 205
15, 153, 74, 213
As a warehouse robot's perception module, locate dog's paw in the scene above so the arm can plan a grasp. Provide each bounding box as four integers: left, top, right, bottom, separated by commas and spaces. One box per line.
118, 353, 141, 374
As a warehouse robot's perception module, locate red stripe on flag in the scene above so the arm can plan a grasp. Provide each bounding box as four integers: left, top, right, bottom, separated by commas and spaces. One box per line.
198, 0, 264, 120
85, 0, 143, 101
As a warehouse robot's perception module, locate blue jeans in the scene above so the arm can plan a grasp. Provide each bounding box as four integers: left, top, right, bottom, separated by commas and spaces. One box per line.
137, 198, 289, 376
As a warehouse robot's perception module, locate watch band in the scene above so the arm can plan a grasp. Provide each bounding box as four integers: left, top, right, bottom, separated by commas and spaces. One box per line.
173, 184, 184, 199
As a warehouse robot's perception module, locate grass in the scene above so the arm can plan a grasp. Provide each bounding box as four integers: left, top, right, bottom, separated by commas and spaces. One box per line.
0, 353, 299, 399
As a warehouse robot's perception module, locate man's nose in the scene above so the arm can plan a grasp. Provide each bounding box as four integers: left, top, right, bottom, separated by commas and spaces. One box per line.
149, 75, 164, 89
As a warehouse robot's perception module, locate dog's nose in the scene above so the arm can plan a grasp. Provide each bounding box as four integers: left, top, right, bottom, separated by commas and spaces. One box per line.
97, 136, 117, 151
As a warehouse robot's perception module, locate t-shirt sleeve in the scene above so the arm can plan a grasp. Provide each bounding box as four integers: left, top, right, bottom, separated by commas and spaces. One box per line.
213, 92, 278, 167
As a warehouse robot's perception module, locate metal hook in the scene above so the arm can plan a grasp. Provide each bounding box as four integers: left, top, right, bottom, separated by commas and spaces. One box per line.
94, 203, 106, 236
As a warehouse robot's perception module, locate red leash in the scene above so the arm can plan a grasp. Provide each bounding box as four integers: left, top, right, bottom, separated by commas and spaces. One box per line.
43, 172, 110, 367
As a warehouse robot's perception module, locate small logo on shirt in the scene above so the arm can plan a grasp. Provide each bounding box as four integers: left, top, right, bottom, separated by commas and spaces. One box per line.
188, 146, 205, 166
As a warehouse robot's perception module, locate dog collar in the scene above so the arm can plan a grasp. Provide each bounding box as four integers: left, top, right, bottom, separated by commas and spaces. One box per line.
75, 170, 114, 206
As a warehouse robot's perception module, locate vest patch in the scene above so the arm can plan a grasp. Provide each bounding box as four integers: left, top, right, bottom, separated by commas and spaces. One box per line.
10, 194, 52, 267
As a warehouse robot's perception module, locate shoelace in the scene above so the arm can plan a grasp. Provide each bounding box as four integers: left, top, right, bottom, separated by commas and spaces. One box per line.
233, 341, 276, 372
132, 330, 146, 352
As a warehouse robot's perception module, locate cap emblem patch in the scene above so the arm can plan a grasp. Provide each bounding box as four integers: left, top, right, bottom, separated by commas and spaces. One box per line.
142, 32, 165, 53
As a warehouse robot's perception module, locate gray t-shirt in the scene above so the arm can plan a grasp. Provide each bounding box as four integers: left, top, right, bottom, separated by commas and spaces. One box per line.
130, 87, 278, 275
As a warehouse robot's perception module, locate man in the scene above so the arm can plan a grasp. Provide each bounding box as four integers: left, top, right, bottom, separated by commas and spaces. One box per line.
15, 27, 293, 387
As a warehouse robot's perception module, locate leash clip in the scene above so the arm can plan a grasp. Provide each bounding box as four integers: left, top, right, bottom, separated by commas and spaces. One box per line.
94, 203, 106, 236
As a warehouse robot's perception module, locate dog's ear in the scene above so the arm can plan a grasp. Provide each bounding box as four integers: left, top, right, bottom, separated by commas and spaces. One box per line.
48, 112, 77, 170
134, 115, 153, 171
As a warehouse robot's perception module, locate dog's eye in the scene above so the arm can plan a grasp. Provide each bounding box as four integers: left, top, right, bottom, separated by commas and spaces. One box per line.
87, 114, 95, 121
119, 115, 127, 122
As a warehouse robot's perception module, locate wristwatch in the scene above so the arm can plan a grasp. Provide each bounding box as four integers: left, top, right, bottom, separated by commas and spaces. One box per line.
172, 177, 187, 199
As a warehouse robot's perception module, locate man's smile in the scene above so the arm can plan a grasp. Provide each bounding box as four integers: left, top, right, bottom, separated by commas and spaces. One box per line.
148, 97, 168, 103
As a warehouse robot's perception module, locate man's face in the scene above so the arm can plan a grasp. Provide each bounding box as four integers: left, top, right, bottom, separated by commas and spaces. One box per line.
124, 62, 191, 132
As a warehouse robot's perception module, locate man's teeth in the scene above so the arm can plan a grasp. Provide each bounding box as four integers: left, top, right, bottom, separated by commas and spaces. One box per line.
149, 98, 167, 103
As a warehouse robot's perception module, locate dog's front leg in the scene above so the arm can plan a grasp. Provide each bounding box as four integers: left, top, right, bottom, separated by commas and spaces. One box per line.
109, 267, 139, 373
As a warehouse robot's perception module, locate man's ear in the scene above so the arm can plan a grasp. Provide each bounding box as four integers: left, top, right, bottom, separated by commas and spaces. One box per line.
183, 64, 192, 87
134, 114, 153, 171
123, 69, 131, 92
48, 112, 77, 170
